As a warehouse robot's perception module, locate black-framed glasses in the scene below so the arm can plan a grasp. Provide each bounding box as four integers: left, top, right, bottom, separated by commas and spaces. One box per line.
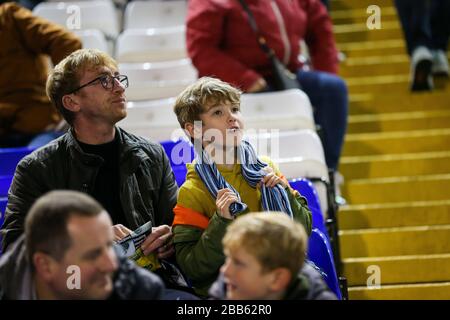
69, 74, 129, 94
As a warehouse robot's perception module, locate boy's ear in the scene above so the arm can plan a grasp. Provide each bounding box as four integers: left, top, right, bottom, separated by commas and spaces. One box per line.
269, 268, 292, 292
62, 94, 81, 113
184, 122, 202, 140
184, 122, 194, 138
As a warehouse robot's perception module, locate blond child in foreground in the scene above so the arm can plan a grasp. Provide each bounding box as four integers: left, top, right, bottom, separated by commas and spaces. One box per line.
209, 212, 336, 300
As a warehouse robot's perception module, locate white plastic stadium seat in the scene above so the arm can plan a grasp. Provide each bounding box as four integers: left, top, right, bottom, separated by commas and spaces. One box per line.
118, 98, 183, 142
124, 0, 187, 30
240, 89, 315, 132
116, 27, 187, 63
74, 29, 110, 55
33, 1, 119, 39
246, 129, 330, 215
120, 59, 197, 100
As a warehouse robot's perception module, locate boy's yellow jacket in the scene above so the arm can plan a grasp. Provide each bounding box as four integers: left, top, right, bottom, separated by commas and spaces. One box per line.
172, 158, 312, 296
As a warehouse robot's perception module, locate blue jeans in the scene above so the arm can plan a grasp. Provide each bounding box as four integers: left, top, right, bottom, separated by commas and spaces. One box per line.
394, 0, 450, 55
296, 70, 348, 170
0, 131, 62, 148
28, 131, 63, 148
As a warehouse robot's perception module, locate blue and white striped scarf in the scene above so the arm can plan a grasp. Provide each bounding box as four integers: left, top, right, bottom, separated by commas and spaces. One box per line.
194, 140, 293, 218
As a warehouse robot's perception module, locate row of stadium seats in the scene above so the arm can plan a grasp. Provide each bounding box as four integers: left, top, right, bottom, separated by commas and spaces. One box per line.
33, 1, 192, 101
35, 0, 187, 38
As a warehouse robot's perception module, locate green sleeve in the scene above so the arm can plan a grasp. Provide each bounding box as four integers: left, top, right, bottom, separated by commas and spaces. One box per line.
173, 212, 233, 293
286, 187, 312, 235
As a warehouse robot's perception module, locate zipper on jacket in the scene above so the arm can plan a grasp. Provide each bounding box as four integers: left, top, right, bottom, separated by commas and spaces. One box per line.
270, 0, 291, 65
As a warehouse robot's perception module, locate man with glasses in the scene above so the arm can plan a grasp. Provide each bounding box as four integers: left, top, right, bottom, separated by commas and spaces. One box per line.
1, 49, 178, 268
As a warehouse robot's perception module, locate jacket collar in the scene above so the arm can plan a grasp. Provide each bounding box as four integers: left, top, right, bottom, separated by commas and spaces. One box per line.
65, 127, 104, 166
63, 126, 154, 178
0, 235, 35, 300
64, 127, 143, 164
283, 272, 310, 300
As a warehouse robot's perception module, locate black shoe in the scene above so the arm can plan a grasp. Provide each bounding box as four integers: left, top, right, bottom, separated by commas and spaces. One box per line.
410, 46, 433, 92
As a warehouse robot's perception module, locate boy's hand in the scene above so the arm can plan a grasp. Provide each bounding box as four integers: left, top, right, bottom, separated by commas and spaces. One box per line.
140, 225, 174, 259
216, 188, 238, 220
112, 224, 132, 241
258, 166, 288, 189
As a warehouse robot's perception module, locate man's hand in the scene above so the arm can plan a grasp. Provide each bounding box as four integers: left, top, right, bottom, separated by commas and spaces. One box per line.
216, 188, 238, 220
112, 224, 132, 241
140, 225, 174, 259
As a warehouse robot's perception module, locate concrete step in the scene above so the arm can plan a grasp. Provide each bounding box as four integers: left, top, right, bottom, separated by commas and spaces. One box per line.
340, 151, 450, 180
348, 282, 450, 300
347, 110, 450, 133
349, 92, 450, 115
339, 199, 450, 230
347, 74, 410, 94
343, 253, 450, 286
346, 73, 449, 94
330, 6, 398, 25
343, 173, 450, 205
342, 128, 450, 157
334, 21, 402, 43
338, 39, 406, 58
330, 0, 393, 10
340, 62, 408, 77
339, 55, 409, 77
348, 281, 450, 300
340, 224, 450, 258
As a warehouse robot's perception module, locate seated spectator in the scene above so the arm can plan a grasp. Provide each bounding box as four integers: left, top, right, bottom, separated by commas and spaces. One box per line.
1, 49, 178, 268
394, 0, 449, 91
209, 211, 336, 300
172, 77, 312, 297
0, 3, 81, 147
186, 0, 348, 174
0, 190, 165, 300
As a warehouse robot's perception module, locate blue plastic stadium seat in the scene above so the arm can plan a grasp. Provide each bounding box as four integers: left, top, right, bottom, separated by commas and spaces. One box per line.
0, 196, 7, 256
289, 178, 328, 237
307, 228, 342, 299
0, 197, 6, 219
160, 139, 195, 166
160, 139, 195, 186
0, 146, 35, 176
172, 166, 188, 187
0, 175, 13, 197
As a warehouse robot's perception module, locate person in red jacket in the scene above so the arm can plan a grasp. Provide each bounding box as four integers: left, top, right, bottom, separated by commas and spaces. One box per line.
186, 0, 347, 173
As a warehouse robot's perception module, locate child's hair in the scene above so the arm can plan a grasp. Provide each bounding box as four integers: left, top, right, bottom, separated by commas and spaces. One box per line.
223, 212, 308, 276
173, 77, 242, 129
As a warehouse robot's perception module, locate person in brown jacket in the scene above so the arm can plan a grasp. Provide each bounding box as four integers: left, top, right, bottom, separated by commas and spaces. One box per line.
0, 2, 82, 147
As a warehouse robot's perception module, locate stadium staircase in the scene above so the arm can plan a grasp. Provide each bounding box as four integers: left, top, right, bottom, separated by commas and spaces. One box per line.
331, 0, 450, 299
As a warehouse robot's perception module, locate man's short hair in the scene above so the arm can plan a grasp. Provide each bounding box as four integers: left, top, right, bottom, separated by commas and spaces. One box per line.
223, 212, 308, 277
25, 190, 105, 264
173, 77, 241, 129
46, 48, 118, 125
